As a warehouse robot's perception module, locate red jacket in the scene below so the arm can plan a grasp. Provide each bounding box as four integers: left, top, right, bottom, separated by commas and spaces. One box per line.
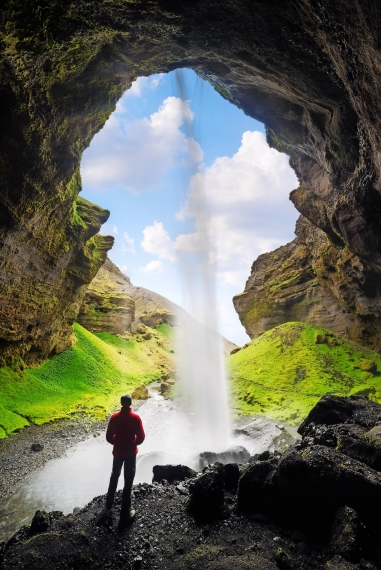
106, 407, 145, 458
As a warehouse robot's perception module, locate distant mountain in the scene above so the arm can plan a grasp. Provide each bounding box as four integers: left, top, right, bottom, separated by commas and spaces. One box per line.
77, 259, 236, 355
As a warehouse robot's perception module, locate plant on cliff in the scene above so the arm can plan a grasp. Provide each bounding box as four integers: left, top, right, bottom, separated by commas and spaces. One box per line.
0, 323, 174, 438
228, 322, 381, 426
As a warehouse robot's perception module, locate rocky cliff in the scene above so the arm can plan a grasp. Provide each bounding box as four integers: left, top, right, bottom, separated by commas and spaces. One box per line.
2, 1, 381, 362
234, 215, 381, 349
77, 259, 236, 354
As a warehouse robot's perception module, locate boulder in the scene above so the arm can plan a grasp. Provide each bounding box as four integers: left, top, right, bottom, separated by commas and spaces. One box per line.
198, 446, 250, 470
152, 464, 196, 483
364, 425, 381, 446
298, 395, 381, 436
31, 443, 44, 452
359, 359, 377, 373
329, 506, 365, 562
336, 435, 381, 472
186, 465, 225, 521
131, 385, 149, 400
238, 445, 381, 537
224, 463, 240, 491
29, 510, 50, 536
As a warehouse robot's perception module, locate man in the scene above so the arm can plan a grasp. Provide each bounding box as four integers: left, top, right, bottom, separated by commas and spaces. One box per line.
105, 393, 145, 531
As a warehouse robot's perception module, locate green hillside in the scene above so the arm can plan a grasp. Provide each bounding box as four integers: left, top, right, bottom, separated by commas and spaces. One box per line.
228, 322, 381, 426
0, 323, 174, 438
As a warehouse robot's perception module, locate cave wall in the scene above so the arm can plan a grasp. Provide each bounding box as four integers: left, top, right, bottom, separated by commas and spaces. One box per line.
1, 0, 381, 364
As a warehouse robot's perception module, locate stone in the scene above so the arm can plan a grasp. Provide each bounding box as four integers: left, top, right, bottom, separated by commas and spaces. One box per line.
238, 442, 381, 538
329, 506, 365, 562
298, 394, 381, 436
224, 463, 240, 491
359, 359, 377, 373
29, 510, 50, 536
152, 464, 196, 483
30, 443, 44, 452
131, 385, 149, 400
364, 426, 381, 446
186, 465, 225, 521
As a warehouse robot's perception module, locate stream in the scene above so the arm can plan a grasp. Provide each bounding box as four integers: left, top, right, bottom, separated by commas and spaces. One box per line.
0, 385, 289, 542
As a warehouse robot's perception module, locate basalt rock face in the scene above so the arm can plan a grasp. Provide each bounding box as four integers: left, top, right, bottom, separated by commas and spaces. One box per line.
2, 1, 381, 362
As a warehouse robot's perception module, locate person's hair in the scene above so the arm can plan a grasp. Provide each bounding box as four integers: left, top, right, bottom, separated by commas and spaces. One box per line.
121, 394, 132, 408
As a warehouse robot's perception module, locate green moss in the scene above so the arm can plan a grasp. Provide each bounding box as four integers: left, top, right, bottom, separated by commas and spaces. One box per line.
0, 323, 174, 437
228, 322, 381, 426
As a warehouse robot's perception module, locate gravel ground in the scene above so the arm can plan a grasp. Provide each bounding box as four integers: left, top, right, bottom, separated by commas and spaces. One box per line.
0, 479, 350, 570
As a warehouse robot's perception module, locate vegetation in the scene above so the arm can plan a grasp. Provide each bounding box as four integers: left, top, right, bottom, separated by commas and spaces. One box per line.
228, 322, 381, 426
0, 323, 174, 438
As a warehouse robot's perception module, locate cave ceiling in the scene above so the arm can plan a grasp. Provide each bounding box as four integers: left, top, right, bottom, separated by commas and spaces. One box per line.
1, 0, 381, 364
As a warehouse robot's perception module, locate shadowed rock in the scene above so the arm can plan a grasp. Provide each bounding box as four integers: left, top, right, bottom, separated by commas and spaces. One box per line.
186, 465, 225, 521
152, 464, 196, 483
329, 506, 366, 562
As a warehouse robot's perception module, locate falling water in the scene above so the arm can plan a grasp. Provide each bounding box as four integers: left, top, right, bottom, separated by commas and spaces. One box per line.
173, 69, 231, 452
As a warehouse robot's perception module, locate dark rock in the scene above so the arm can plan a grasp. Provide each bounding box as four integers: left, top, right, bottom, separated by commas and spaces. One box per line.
198, 446, 250, 470
30, 443, 44, 452
275, 548, 294, 570
186, 465, 225, 521
298, 395, 381, 436
257, 450, 270, 461
329, 506, 365, 562
298, 395, 355, 435
29, 510, 50, 536
336, 435, 381, 472
152, 465, 196, 483
238, 444, 381, 539
224, 463, 240, 491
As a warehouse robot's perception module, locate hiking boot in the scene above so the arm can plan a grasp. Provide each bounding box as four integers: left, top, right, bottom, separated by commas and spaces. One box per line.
117, 508, 136, 533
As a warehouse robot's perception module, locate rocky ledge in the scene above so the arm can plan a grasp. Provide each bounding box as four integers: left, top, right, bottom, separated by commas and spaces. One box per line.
2, 395, 381, 570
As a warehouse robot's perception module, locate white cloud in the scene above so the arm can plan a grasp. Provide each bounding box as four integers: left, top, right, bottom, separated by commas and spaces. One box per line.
141, 221, 176, 261
122, 232, 136, 254
139, 260, 164, 274
139, 131, 298, 288
100, 223, 118, 236
123, 74, 165, 99
81, 96, 203, 194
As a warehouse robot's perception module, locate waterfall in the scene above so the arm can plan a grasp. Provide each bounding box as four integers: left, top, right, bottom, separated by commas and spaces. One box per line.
173, 69, 232, 452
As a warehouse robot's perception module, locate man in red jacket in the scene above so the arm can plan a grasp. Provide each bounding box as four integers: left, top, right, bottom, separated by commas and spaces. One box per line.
105, 393, 145, 530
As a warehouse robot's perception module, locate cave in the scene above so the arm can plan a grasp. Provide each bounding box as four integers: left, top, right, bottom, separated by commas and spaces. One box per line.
2, 0, 381, 368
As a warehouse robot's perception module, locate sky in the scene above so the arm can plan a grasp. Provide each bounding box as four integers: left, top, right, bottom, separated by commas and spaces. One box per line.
80, 69, 299, 346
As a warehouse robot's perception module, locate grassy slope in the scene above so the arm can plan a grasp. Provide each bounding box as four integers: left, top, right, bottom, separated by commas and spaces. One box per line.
0, 323, 174, 438
228, 322, 381, 426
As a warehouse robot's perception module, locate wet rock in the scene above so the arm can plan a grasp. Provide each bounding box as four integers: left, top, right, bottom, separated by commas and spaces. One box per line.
30, 443, 44, 452
29, 510, 50, 536
186, 465, 224, 521
198, 445, 250, 470
152, 464, 196, 483
325, 555, 359, 569
224, 463, 240, 491
329, 506, 365, 562
131, 385, 149, 400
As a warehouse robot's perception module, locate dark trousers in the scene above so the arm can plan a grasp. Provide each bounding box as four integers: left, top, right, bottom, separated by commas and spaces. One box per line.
106, 455, 136, 521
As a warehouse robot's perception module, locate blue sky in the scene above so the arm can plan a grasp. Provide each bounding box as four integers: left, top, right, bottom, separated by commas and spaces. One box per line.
80, 69, 299, 345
